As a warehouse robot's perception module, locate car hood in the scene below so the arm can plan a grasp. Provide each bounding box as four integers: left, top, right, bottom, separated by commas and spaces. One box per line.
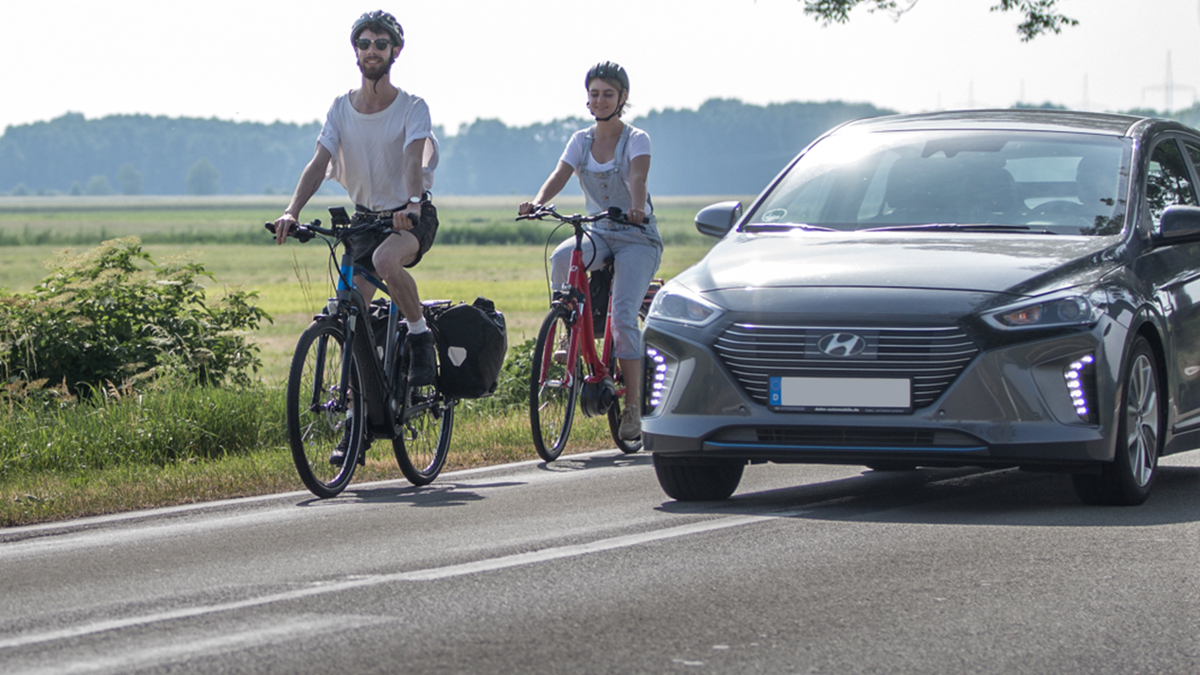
681, 231, 1120, 303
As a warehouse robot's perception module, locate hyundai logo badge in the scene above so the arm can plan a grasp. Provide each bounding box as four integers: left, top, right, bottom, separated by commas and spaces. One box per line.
817, 333, 867, 357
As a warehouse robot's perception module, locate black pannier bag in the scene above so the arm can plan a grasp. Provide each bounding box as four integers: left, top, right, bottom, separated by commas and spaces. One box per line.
433, 297, 507, 399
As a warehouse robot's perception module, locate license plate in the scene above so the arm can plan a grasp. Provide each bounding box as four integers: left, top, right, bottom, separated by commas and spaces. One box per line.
769, 376, 911, 412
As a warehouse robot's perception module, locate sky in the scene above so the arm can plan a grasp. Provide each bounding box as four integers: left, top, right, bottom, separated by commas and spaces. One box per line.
1, 0, 1198, 137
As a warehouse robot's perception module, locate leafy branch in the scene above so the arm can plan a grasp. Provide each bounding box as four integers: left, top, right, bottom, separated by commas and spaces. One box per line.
800, 0, 1078, 41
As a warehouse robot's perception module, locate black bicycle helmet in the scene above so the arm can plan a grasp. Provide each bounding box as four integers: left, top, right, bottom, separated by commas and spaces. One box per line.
351, 10, 404, 49
585, 61, 629, 94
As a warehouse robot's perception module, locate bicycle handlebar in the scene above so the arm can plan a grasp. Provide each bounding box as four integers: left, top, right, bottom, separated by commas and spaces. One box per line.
515, 205, 645, 229
265, 211, 418, 243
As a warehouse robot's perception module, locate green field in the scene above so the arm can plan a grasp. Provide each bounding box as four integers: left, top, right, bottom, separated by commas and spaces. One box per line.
0, 195, 746, 382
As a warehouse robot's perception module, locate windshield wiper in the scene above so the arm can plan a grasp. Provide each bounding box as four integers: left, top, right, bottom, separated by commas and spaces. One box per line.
743, 222, 838, 233
862, 223, 1058, 235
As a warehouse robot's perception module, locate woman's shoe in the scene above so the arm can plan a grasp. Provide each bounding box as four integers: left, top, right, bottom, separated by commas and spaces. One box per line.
619, 406, 641, 441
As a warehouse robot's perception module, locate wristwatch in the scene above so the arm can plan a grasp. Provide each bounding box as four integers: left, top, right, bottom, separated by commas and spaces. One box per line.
408, 196, 421, 206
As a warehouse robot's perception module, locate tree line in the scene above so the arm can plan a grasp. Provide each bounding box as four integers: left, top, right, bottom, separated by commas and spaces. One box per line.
0, 100, 890, 198
2, 100, 1199, 198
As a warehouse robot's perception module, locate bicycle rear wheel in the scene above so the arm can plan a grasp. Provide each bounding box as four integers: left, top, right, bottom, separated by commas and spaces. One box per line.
530, 305, 580, 462
393, 337, 455, 486
287, 320, 365, 498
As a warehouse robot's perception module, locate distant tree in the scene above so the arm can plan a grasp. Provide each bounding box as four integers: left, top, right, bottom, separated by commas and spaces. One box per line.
185, 159, 220, 195
85, 175, 114, 196
117, 163, 144, 195
68, 181, 83, 196
799, 0, 1077, 41
10, 183, 30, 196
1014, 101, 1068, 110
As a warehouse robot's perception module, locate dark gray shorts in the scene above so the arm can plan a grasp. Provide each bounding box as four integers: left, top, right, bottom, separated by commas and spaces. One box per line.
349, 198, 439, 274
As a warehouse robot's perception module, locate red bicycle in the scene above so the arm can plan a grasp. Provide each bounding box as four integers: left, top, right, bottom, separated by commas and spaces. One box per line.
517, 205, 661, 461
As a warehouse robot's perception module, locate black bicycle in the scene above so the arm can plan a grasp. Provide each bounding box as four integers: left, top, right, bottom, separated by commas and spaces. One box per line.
268, 207, 456, 498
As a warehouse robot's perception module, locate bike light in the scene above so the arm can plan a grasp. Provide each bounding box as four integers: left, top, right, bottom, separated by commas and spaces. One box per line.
1064, 354, 1098, 423
644, 345, 678, 417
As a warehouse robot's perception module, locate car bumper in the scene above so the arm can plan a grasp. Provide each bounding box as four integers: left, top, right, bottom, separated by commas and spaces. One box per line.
641, 318, 1126, 469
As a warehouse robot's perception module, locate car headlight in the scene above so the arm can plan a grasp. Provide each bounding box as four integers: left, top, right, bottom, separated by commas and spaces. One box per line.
984, 291, 1106, 330
646, 286, 724, 327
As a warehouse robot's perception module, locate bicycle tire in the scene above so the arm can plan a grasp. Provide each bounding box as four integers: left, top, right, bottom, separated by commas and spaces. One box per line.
286, 320, 365, 498
530, 305, 580, 462
393, 332, 455, 486
607, 308, 644, 454
608, 357, 643, 454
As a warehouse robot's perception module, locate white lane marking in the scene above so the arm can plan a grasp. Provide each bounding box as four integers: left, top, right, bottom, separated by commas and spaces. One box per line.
0, 512, 793, 652
15, 615, 384, 675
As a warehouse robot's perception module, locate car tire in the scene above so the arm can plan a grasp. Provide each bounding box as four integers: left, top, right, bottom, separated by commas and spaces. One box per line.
653, 454, 744, 501
1072, 336, 1161, 506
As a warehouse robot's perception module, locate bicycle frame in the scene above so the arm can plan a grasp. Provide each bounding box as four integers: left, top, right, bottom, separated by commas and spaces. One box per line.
329, 251, 400, 439
536, 220, 627, 415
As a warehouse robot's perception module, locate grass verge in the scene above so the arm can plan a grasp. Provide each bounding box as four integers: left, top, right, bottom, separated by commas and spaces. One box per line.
0, 385, 619, 528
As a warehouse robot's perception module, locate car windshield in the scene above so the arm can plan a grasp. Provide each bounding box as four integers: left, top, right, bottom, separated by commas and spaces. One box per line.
745, 129, 1132, 236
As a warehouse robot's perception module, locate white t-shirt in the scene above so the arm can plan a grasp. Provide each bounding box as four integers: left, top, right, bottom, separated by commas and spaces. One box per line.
559, 126, 651, 173
559, 126, 652, 214
317, 89, 439, 212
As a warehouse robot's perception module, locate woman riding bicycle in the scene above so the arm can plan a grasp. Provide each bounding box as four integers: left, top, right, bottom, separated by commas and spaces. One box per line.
518, 61, 663, 441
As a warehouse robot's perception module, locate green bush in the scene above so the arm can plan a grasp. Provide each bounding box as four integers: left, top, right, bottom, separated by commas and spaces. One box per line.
0, 237, 270, 399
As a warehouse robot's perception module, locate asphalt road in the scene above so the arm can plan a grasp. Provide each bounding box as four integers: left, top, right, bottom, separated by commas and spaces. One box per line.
1, 450, 1197, 674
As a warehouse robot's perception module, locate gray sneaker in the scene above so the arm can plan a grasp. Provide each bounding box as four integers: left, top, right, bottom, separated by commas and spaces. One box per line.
329, 432, 369, 466
619, 406, 642, 441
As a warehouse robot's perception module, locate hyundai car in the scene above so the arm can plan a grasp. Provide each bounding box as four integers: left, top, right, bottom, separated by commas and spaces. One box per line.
642, 109, 1200, 505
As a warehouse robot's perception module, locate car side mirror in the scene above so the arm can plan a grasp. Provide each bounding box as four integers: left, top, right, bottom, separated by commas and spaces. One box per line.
1155, 205, 1200, 245
695, 201, 743, 238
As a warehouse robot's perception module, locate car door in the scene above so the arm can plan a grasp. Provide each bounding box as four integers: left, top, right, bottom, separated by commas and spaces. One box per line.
1139, 134, 1200, 433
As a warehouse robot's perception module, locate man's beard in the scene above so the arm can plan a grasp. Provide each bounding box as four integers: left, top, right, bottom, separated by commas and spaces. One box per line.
357, 55, 393, 83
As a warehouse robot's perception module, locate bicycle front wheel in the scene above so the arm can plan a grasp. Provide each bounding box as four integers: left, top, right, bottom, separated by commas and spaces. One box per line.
608, 313, 645, 455
530, 305, 580, 462
287, 320, 365, 498
608, 359, 642, 455
393, 342, 455, 486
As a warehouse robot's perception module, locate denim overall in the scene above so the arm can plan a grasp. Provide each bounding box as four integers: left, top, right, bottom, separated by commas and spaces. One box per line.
550, 124, 663, 361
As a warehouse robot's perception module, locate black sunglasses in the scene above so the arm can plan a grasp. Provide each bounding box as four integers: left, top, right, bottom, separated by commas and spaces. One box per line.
355, 38, 392, 51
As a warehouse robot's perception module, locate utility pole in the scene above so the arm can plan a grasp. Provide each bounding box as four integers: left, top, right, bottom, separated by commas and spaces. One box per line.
1143, 51, 1197, 112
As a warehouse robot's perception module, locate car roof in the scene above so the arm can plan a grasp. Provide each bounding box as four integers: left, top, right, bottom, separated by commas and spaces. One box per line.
837, 109, 1149, 137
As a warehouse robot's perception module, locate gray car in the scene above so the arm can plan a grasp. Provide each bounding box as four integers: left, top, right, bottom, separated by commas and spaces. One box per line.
642, 109, 1200, 505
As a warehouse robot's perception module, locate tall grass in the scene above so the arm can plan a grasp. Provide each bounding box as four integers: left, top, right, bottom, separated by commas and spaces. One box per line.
0, 378, 282, 480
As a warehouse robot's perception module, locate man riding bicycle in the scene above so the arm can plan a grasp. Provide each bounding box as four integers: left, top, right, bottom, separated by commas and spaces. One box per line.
274, 9, 440, 394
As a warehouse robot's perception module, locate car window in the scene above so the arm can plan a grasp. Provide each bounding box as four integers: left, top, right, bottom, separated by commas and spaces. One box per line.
746, 130, 1131, 236
1184, 140, 1200, 187
1147, 139, 1199, 227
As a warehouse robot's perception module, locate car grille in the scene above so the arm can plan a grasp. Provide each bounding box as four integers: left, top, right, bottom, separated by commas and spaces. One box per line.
713, 323, 979, 410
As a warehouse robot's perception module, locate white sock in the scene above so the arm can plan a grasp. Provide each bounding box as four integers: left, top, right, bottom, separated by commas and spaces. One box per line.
405, 316, 428, 334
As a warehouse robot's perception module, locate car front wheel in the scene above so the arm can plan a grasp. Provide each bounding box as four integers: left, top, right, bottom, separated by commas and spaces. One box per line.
1072, 336, 1161, 506
653, 454, 744, 501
